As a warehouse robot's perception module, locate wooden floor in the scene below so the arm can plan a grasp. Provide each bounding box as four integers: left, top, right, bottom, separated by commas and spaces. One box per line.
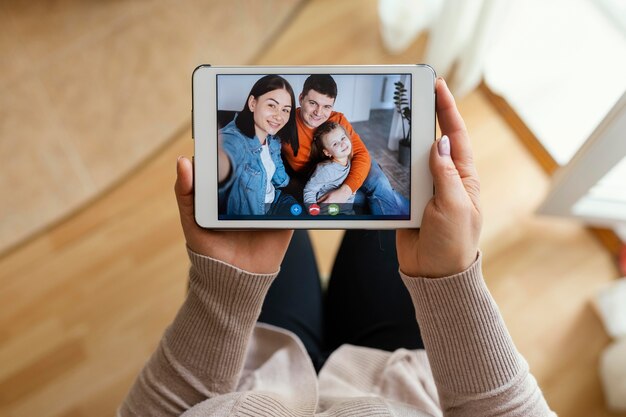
0, 0, 622, 416
0, 0, 302, 255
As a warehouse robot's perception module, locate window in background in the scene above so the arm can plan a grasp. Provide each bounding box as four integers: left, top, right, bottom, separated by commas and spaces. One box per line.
484, 0, 626, 240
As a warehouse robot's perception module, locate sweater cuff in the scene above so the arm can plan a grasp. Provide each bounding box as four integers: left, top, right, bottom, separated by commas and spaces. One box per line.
186, 246, 280, 278
400, 253, 524, 394
165, 248, 278, 376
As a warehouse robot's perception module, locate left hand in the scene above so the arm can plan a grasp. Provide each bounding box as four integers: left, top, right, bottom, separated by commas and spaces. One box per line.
317, 184, 353, 204
175, 156, 293, 274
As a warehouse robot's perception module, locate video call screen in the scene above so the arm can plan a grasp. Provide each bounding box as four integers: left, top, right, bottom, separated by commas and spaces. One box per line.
216, 73, 412, 220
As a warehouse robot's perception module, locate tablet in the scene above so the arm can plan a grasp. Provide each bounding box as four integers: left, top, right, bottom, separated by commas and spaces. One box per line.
192, 65, 435, 229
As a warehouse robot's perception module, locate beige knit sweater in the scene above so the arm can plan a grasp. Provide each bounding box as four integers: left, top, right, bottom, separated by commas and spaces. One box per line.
119, 249, 556, 416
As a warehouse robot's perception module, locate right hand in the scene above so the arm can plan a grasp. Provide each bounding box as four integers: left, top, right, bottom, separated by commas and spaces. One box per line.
396, 78, 482, 278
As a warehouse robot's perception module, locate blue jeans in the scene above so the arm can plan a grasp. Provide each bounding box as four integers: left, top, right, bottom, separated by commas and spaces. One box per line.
354, 159, 409, 215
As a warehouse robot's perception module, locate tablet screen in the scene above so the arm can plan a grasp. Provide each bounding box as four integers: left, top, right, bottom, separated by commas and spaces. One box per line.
215, 73, 412, 220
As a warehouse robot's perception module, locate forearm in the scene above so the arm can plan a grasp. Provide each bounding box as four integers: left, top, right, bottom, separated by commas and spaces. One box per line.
218, 134, 243, 188
119, 248, 277, 416
343, 143, 370, 192
400, 254, 555, 416
218, 148, 231, 183
336, 115, 370, 192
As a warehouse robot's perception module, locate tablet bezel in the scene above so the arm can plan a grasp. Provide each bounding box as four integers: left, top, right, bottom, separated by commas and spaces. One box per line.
193, 65, 435, 229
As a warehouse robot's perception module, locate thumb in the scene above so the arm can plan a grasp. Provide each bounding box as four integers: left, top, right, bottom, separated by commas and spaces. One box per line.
429, 135, 467, 208
175, 156, 194, 219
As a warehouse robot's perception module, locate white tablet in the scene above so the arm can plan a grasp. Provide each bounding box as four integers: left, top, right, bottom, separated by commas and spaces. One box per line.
192, 65, 435, 229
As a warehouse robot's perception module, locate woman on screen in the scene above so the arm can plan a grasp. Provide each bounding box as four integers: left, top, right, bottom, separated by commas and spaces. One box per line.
218, 75, 298, 216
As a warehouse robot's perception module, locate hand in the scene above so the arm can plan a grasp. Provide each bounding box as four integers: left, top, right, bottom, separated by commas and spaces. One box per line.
317, 184, 353, 204
396, 78, 482, 278
175, 156, 293, 274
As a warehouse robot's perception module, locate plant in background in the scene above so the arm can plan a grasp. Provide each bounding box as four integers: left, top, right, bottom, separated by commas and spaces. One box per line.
393, 81, 411, 145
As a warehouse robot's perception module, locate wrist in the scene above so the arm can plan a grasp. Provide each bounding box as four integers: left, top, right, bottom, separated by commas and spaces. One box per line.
187, 245, 281, 276
413, 251, 480, 279
340, 184, 353, 196
187, 246, 276, 275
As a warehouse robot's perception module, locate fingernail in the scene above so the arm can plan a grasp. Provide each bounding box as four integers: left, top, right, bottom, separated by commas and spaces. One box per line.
438, 135, 450, 156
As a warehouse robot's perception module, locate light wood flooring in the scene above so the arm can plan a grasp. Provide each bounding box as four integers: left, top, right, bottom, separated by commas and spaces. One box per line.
0, 0, 303, 255
0, 0, 622, 416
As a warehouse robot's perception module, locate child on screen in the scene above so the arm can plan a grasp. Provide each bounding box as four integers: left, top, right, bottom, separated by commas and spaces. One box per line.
303, 121, 355, 215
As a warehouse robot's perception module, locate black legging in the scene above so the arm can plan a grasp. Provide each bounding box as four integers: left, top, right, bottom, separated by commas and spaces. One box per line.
258, 230, 423, 372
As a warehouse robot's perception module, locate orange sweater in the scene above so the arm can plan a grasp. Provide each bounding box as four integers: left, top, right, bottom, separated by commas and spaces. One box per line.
282, 109, 371, 193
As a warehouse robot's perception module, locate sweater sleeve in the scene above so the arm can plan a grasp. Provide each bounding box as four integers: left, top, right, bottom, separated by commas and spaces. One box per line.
336, 114, 371, 193
118, 248, 277, 417
400, 254, 556, 417
303, 166, 323, 205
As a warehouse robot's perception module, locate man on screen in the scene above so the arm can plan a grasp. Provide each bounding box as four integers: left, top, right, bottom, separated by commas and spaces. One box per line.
281, 74, 408, 215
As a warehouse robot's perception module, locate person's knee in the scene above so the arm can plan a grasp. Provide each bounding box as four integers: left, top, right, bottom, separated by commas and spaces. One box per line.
365, 160, 383, 180
363, 173, 393, 196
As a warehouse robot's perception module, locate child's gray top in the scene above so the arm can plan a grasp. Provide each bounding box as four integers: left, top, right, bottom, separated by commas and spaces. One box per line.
303, 160, 355, 205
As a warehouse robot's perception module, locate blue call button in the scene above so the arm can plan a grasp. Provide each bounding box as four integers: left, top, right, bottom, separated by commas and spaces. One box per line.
290, 204, 303, 216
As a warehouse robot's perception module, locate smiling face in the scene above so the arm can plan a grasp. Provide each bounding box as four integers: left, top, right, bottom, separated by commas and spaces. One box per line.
321, 126, 352, 162
299, 89, 335, 129
248, 88, 292, 142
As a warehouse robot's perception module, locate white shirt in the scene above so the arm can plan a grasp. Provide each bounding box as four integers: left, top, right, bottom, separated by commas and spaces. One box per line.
259, 143, 276, 204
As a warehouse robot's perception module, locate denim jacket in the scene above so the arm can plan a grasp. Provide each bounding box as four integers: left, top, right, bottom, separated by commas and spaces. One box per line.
218, 119, 290, 215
